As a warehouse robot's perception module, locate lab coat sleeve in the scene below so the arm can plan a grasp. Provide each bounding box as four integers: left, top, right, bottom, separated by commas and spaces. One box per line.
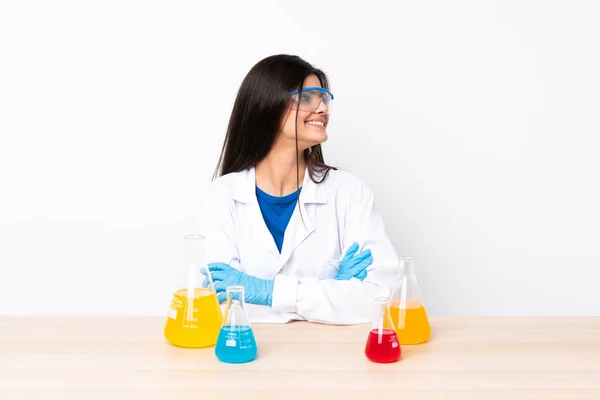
271, 178, 399, 324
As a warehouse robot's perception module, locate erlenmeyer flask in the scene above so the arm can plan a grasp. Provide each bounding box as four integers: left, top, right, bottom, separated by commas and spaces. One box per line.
390, 257, 431, 345
364, 297, 401, 363
215, 286, 258, 363
164, 234, 223, 348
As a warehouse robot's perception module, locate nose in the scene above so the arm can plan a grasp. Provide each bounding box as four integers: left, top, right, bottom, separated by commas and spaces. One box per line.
315, 100, 329, 114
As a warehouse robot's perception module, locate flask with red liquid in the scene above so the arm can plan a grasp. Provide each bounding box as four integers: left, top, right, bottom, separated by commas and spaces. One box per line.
364, 297, 401, 363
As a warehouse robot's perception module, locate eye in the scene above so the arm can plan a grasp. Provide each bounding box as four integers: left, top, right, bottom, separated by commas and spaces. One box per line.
300, 93, 313, 103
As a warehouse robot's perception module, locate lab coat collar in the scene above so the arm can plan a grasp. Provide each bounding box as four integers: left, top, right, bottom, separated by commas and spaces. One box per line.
230, 167, 328, 205
230, 166, 326, 261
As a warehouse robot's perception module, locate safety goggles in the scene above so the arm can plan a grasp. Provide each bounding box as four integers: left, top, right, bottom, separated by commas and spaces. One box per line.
290, 87, 334, 114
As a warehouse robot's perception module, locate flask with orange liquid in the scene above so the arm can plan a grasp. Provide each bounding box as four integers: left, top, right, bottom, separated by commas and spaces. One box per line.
390, 257, 431, 344
164, 234, 223, 348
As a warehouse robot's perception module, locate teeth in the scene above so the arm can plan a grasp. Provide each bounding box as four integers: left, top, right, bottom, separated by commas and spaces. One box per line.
306, 121, 324, 126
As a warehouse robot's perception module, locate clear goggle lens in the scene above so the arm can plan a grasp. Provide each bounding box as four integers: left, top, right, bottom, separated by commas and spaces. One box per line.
290, 87, 334, 114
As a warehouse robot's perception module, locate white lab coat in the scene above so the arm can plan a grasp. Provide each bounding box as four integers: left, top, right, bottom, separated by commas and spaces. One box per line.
198, 167, 399, 324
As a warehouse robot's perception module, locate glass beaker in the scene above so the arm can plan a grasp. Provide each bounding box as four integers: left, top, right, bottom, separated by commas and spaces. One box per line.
364, 297, 401, 363
215, 286, 258, 363
164, 234, 223, 348
390, 257, 431, 345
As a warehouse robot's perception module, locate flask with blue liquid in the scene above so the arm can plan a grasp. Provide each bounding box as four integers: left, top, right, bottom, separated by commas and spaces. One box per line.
215, 285, 258, 363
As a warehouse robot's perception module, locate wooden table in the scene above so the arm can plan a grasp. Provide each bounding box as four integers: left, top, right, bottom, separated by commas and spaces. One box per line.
1, 317, 599, 399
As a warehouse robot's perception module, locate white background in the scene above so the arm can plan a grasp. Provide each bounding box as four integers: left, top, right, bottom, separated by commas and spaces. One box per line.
1, 0, 599, 316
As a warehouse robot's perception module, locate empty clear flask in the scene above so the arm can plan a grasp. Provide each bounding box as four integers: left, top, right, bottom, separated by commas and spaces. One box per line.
215, 286, 258, 363
390, 257, 431, 345
164, 234, 222, 348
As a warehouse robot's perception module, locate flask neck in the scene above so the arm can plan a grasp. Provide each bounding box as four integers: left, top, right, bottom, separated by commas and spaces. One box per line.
183, 234, 206, 266
399, 257, 416, 277
373, 297, 394, 330
226, 286, 246, 307
223, 286, 251, 328
181, 234, 210, 289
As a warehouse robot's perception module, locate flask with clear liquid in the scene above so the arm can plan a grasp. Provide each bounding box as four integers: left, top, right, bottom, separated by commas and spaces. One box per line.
164, 234, 223, 348
390, 257, 431, 345
215, 286, 258, 363
364, 297, 401, 363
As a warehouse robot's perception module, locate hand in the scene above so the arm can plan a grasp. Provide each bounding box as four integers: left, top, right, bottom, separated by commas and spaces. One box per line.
207, 262, 274, 306
336, 242, 372, 281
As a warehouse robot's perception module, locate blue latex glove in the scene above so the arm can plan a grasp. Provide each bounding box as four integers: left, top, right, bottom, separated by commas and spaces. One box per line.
336, 242, 372, 281
207, 262, 274, 306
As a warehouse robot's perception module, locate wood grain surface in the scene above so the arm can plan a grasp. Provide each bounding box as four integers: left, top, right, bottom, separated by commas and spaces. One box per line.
1, 317, 599, 399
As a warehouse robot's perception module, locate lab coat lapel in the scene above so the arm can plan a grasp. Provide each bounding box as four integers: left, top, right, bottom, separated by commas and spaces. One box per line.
279, 200, 314, 266
279, 168, 327, 267
231, 168, 279, 256
249, 202, 280, 256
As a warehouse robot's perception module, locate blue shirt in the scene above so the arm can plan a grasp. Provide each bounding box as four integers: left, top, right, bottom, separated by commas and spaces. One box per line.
256, 186, 302, 253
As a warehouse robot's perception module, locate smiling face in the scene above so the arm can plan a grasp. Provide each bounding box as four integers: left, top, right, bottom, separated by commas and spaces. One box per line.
279, 74, 331, 152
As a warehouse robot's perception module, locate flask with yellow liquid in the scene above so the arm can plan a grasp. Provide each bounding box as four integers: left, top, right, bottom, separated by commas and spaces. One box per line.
164, 234, 222, 348
390, 257, 431, 345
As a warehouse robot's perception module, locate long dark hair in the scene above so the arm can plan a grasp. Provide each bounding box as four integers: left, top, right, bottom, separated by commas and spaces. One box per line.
213, 54, 336, 186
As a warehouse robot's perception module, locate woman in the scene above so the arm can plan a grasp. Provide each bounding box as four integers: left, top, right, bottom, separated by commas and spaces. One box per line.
200, 54, 398, 324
